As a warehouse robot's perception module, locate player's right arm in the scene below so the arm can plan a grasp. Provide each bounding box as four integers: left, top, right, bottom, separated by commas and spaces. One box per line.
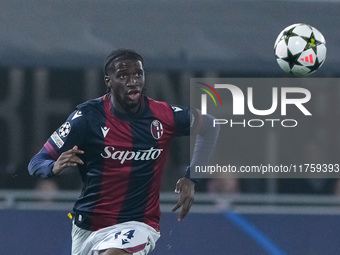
28, 109, 87, 179
51, 145, 84, 175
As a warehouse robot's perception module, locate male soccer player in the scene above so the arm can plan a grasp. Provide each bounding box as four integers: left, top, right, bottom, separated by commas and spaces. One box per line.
28, 49, 219, 255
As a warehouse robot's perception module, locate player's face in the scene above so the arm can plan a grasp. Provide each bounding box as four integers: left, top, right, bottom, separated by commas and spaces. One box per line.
105, 59, 145, 113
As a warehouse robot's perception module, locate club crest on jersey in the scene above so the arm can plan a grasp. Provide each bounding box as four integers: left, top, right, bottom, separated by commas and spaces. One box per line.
150, 120, 163, 139
58, 122, 71, 138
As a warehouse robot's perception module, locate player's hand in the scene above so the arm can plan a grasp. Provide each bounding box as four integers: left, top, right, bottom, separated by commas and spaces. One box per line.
171, 177, 195, 221
52, 146, 84, 175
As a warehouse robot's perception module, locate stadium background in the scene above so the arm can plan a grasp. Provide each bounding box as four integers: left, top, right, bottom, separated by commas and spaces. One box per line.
1, 0, 340, 254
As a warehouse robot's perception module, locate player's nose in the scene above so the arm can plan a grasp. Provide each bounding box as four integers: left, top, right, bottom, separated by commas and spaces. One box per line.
127, 76, 137, 86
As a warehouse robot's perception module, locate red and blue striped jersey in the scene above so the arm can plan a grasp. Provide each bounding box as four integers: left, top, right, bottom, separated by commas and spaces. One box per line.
28, 94, 200, 231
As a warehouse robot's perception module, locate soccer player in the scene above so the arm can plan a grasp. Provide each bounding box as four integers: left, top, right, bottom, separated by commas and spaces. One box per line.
28, 49, 219, 255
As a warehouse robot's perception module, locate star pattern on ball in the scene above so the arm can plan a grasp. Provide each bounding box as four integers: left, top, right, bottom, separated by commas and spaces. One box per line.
282, 47, 301, 69
283, 28, 298, 45
301, 32, 319, 50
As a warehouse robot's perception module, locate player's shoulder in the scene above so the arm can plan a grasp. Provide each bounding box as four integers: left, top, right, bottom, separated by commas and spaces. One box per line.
67, 95, 107, 124
147, 97, 170, 109
77, 95, 106, 111
74, 95, 107, 117
147, 97, 190, 114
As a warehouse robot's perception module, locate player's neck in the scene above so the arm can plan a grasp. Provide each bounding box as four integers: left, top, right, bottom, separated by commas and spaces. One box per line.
110, 94, 142, 115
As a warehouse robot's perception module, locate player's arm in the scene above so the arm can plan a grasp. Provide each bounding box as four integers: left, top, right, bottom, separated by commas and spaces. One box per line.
51, 145, 84, 175
171, 107, 220, 220
185, 112, 220, 180
28, 109, 87, 179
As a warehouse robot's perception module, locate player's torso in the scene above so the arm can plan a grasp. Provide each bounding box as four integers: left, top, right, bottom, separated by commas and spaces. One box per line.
83, 96, 175, 178
74, 96, 176, 230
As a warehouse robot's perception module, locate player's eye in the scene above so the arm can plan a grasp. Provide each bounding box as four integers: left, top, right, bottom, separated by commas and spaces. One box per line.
135, 72, 143, 78
117, 74, 127, 79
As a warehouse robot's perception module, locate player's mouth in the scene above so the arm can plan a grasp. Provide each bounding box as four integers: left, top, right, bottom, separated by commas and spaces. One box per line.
127, 89, 141, 100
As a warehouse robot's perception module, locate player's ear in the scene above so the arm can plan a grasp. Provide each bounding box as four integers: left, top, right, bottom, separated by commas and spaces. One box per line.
104, 75, 111, 85
105, 75, 113, 88
104, 75, 113, 92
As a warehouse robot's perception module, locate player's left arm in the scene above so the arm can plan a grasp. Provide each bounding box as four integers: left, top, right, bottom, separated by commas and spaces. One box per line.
171, 107, 220, 220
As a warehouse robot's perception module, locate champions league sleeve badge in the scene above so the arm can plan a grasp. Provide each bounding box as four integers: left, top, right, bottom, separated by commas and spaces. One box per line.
58, 122, 71, 138
51, 122, 71, 148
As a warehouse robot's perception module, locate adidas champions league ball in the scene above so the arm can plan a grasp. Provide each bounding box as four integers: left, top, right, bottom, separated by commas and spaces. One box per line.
274, 23, 327, 76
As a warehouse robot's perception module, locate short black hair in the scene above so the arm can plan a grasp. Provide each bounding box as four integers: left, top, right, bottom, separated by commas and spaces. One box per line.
104, 49, 144, 75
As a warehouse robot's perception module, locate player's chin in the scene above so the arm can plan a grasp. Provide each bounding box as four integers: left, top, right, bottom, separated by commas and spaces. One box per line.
126, 93, 141, 104
124, 98, 141, 110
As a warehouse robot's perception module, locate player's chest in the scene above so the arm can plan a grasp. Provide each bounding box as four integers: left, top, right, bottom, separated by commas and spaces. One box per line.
90, 116, 173, 147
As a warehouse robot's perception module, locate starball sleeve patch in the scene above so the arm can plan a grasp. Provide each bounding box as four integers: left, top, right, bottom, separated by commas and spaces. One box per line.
58, 122, 71, 138
50, 121, 72, 148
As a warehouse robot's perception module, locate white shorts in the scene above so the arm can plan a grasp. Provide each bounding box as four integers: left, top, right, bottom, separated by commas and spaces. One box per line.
71, 221, 161, 255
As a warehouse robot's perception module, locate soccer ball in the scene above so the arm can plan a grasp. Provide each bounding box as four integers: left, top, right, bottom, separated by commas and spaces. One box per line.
274, 23, 327, 76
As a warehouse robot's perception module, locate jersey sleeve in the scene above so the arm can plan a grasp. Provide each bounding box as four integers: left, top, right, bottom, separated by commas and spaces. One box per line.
170, 104, 220, 182
170, 105, 202, 136
28, 108, 88, 178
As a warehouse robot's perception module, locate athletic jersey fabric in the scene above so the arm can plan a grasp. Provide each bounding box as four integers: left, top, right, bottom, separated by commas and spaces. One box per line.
28, 94, 200, 231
